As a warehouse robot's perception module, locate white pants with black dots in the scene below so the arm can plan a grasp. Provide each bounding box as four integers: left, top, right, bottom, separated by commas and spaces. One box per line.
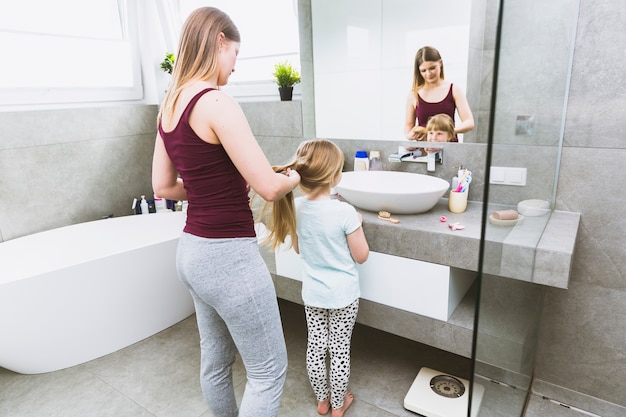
304, 299, 359, 410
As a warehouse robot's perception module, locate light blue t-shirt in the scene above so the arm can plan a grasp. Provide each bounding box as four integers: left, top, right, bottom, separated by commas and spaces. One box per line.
295, 197, 362, 309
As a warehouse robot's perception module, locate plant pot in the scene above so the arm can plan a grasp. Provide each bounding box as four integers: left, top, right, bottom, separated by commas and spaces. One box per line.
278, 86, 293, 101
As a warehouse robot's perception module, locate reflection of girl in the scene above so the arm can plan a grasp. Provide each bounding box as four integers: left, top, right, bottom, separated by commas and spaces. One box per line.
424, 113, 456, 153
260, 139, 369, 417
404, 46, 474, 142
427, 113, 456, 142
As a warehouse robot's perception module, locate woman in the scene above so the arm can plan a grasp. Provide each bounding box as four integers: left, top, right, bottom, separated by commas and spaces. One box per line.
151, 7, 300, 417
404, 46, 474, 141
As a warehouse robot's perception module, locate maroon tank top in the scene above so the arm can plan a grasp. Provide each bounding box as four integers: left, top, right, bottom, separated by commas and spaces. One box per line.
415, 83, 458, 141
158, 88, 255, 239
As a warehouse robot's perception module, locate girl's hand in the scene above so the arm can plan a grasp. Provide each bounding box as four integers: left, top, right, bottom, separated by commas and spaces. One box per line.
425, 147, 443, 153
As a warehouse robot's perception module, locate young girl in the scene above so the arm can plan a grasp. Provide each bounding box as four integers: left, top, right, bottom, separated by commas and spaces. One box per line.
421, 113, 456, 154
261, 139, 369, 417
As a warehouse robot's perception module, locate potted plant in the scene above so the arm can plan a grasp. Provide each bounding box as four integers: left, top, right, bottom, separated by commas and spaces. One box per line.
272, 60, 301, 101
160, 52, 175, 74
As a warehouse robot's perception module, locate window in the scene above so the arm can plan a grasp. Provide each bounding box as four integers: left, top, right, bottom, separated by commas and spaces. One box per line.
179, 0, 301, 100
0, 0, 142, 107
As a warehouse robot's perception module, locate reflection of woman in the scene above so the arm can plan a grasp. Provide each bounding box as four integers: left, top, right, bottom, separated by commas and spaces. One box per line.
404, 46, 474, 141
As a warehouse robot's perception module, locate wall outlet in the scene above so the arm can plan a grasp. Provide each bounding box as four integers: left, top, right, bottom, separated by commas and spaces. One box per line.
490, 167, 527, 186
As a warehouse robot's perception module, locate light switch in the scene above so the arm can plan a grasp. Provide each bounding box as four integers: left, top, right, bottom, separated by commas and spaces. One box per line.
490, 167, 527, 186
490, 167, 505, 183
507, 168, 525, 185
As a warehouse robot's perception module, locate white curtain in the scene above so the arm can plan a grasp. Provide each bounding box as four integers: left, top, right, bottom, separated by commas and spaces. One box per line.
155, 0, 182, 53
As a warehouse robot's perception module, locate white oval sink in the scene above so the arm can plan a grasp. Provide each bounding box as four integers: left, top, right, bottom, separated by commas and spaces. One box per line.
335, 171, 450, 214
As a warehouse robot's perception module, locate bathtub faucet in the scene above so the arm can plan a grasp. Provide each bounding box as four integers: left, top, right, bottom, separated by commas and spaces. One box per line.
388, 148, 443, 172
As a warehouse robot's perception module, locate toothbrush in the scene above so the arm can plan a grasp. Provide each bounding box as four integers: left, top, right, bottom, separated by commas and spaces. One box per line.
455, 170, 471, 192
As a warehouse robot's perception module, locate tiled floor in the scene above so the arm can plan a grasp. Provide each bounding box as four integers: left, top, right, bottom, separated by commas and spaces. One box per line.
0, 299, 586, 417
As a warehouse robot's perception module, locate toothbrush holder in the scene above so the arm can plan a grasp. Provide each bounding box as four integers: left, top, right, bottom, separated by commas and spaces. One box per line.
448, 190, 468, 213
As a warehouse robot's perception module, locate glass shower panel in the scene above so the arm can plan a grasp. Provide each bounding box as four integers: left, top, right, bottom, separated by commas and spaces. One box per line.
471, 0, 580, 416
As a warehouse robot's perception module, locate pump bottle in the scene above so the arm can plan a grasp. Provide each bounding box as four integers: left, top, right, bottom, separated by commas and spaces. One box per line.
369, 151, 382, 170
354, 150, 369, 171
140, 195, 149, 215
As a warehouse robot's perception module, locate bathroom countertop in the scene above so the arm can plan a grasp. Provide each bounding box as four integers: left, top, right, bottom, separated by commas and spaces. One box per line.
358, 198, 580, 289
265, 198, 581, 357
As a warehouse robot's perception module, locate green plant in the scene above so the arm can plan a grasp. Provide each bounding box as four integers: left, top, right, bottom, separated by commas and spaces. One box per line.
272, 60, 301, 88
160, 52, 175, 74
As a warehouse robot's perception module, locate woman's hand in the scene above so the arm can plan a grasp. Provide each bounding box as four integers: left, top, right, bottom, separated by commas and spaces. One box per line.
424, 135, 443, 154
411, 125, 427, 141
284, 168, 301, 188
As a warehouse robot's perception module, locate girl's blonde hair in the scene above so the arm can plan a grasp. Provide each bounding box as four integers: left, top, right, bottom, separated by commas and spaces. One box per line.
157, 7, 240, 124
259, 139, 345, 251
426, 113, 455, 141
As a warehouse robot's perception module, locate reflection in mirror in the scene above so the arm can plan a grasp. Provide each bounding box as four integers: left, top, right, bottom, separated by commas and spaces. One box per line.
490, 0, 580, 147
309, 0, 474, 141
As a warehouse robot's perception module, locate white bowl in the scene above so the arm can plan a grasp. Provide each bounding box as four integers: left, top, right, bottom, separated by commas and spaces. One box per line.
517, 199, 550, 216
335, 171, 449, 214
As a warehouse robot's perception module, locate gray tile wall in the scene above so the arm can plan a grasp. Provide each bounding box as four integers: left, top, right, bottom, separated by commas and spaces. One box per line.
531, 0, 626, 410
0, 105, 158, 242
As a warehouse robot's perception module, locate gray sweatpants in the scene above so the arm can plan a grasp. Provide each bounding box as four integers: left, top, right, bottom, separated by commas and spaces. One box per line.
177, 232, 287, 417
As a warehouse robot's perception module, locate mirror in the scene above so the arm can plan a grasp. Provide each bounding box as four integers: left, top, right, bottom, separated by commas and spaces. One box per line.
303, 0, 496, 142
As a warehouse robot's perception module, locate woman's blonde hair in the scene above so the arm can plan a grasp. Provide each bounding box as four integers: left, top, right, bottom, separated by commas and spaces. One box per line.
426, 114, 455, 141
411, 46, 444, 97
259, 139, 345, 251
157, 7, 240, 124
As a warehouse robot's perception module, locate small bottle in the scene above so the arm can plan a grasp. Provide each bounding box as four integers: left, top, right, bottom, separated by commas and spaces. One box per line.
140, 195, 149, 215
451, 166, 464, 191
369, 150, 382, 171
451, 176, 459, 191
154, 195, 168, 213
354, 150, 369, 171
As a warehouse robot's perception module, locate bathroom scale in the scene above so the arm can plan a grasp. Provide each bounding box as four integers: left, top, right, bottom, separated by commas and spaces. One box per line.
404, 367, 484, 417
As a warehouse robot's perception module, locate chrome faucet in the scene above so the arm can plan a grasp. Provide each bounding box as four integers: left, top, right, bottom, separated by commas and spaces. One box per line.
388, 148, 443, 172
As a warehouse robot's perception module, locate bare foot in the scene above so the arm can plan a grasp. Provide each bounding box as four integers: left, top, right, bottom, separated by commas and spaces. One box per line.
317, 397, 330, 415
331, 392, 354, 417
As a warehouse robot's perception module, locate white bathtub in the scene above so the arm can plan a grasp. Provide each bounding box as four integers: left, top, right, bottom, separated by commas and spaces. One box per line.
0, 212, 194, 374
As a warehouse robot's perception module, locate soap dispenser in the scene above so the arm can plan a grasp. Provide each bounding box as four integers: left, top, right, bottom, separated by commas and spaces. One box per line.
354, 150, 369, 171
369, 151, 383, 171
140, 195, 149, 215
